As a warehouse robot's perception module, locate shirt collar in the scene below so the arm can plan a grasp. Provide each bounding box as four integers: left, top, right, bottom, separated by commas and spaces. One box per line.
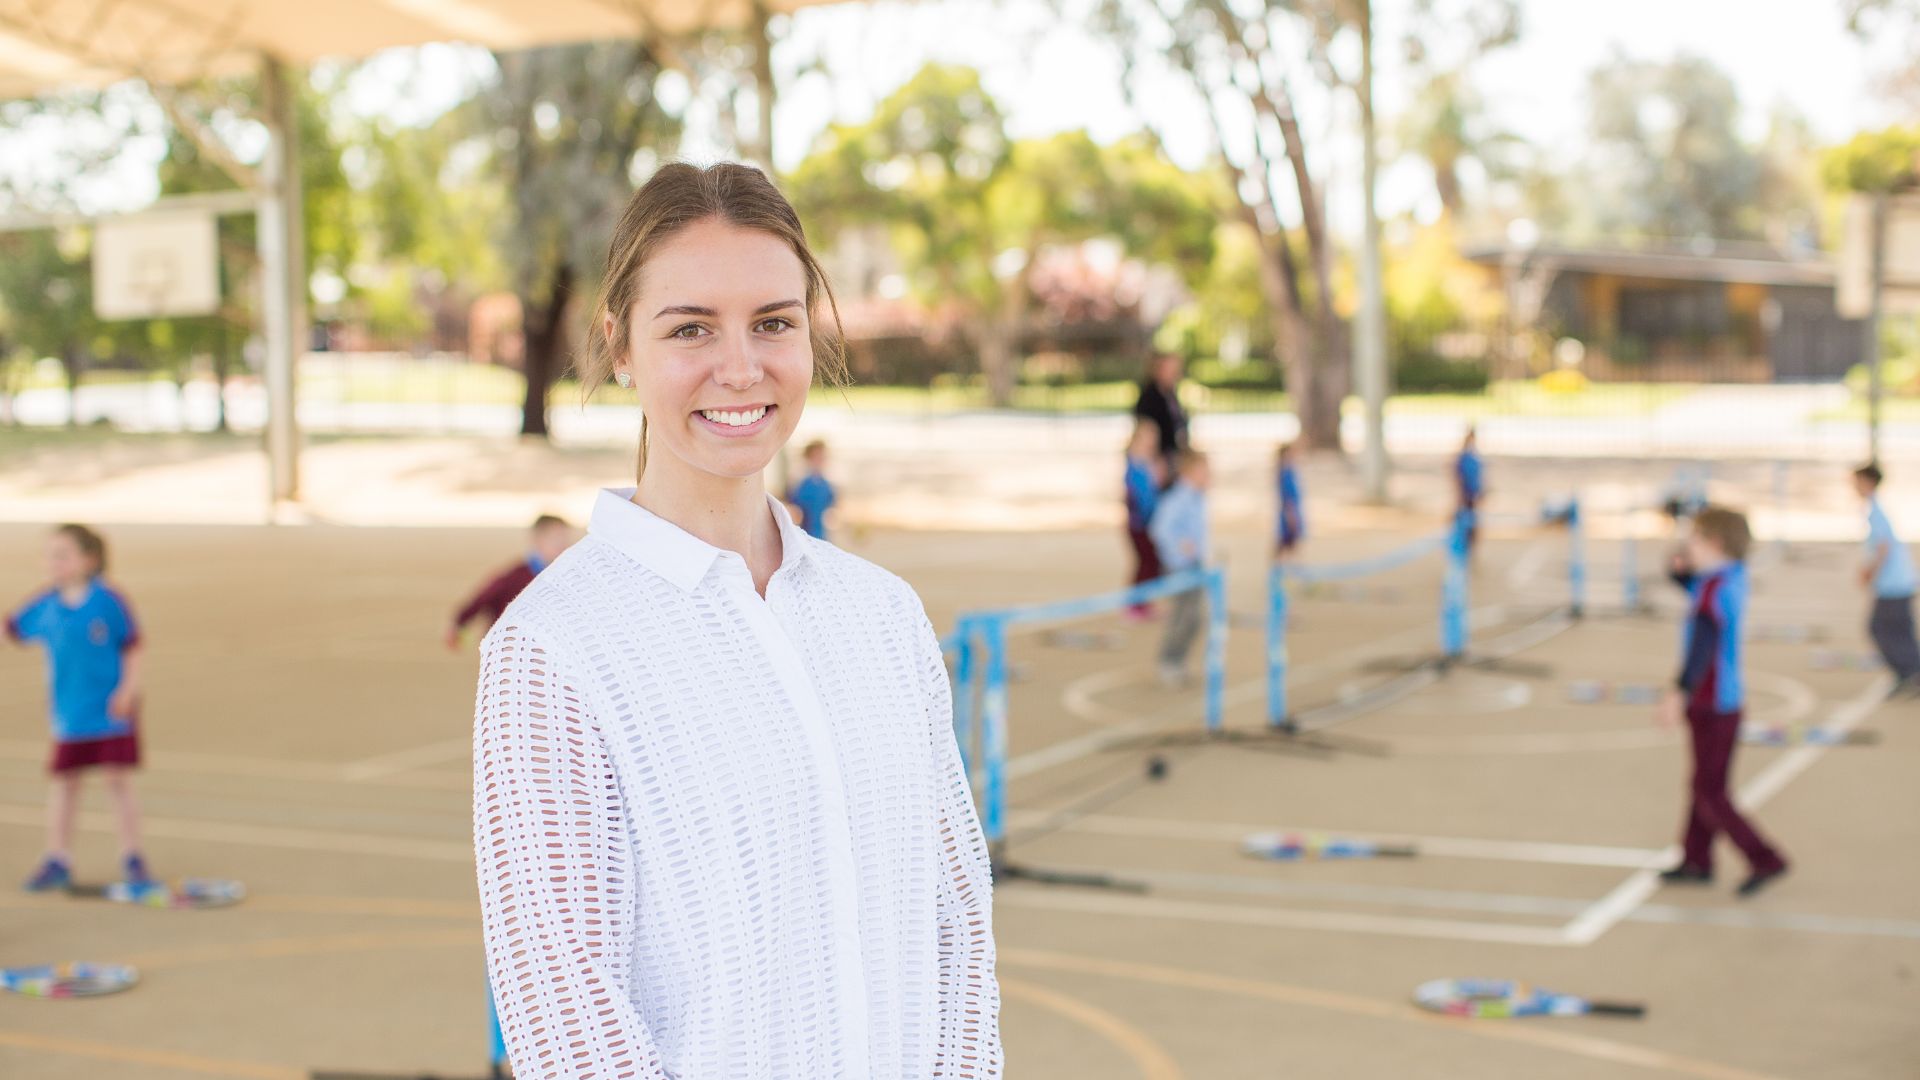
589, 487, 813, 592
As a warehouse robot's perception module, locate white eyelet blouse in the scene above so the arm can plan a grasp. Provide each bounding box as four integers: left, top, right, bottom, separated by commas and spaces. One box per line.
472, 487, 1000, 1080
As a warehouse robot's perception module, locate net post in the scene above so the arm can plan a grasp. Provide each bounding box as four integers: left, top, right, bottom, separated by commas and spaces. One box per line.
1568, 496, 1586, 618
1267, 561, 1290, 727
951, 620, 976, 780
487, 987, 507, 1075
1203, 566, 1228, 734
981, 615, 1010, 859
1622, 529, 1639, 611
1442, 512, 1470, 661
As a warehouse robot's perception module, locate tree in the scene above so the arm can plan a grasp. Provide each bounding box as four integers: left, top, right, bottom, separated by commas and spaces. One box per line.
1579, 53, 1765, 241
1846, 0, 1920, 108
0, 228, 98, 426
789, 65, 1216, 405
475, 43, 681, 437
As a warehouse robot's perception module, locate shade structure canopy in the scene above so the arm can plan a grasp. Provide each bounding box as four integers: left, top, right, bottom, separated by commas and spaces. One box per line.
0, 0, 825, 97
1, 0, 833, 510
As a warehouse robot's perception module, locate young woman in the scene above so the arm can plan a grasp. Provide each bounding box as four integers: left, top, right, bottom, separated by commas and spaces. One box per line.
472, 162, 1000, 1079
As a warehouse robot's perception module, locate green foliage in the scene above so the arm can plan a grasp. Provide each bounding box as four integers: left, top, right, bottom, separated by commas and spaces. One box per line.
1822, 126, 1920, 194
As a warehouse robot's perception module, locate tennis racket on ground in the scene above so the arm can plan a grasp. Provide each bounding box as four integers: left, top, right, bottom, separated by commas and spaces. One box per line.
73, 877, 246, 909
1242, 832, 1418, 861
1415, 977, 1645, 1019
1, 962, 139, 999
1740, 725, 1878, 748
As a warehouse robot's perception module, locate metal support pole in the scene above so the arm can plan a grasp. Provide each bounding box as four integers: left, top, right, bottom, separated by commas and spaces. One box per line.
1354, 0, 1390, 503
1203, 568, 1228, 734
1267, 562, 1290, 728
257, 54, 306, 507
1568, 498, 1586, 619
980, 616, 1009, 855
1442, 514, 1469, 660
952, 623, 975, 783
1869, 192, 1887, 465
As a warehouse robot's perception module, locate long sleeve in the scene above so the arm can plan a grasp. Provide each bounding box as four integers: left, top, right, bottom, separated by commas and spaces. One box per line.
915, 614, 1001, 1078
473, 620, 669, 1080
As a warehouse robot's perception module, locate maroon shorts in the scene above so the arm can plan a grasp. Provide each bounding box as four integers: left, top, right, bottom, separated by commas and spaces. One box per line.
49, 733, 141, 775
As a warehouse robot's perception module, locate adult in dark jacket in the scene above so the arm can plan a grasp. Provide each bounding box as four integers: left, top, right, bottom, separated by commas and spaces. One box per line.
1133, 353, 1189, 467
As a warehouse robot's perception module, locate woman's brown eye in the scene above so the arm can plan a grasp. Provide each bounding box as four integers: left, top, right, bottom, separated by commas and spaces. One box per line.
759, 318, 792, 333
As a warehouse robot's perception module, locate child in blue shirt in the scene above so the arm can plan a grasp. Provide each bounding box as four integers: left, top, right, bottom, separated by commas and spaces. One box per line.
1657, 507, 1788, 898
1852, 463, 1920, 695
1124, 422, 1164, 620
6, 524, 152, 892
1276, 442, 1305, 556
1455, 425, 1484, 553
785, 439, 838, 542
1149, 450, 1211, 687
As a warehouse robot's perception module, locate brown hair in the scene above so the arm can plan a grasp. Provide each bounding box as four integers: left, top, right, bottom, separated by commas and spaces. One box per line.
530, 514, 570, 531
576, 162, 850, 479
54, 523, 106, 574
1691, 506, 1752, 561
802, 439, 828, 458
1855, 462, 1884, 487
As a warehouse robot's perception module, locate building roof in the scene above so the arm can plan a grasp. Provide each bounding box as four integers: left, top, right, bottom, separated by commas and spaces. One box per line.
0, 0, 831, 98
1459, 240, 1837, 288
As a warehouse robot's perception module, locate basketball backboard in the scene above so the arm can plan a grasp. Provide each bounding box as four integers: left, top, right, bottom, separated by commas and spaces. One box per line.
91, 211, 221, 320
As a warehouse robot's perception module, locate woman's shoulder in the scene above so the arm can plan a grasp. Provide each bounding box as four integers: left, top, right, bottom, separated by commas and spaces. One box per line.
802, 539, 926, 618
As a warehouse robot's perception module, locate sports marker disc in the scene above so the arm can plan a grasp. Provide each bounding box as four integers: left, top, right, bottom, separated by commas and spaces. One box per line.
104, 877, 246, 909
1, 962, 139, 999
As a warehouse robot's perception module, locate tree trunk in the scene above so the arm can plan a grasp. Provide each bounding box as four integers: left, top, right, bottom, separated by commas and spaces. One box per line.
977, 323, 1017, 408
62, 345, 82, 428
518, 262, 574, 439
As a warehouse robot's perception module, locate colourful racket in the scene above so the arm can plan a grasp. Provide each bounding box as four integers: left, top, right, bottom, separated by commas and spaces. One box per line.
1415, 977, 1644, 1019
79, 878, 246, 909
1, 962, 139, 999
1740, 725, 1878, 748
1242, 832, 1417, 861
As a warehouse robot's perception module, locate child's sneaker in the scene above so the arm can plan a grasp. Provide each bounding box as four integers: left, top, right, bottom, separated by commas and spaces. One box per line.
24, 857, 71, 892
122, 853, 153, 889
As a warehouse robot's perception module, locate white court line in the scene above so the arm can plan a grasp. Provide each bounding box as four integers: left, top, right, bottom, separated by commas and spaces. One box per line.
999, 888, 1572, 947
338, 737, 473, 781
0, 804, 472, 862
1003, 811, 1667, 869
1561, 674, 1891, 946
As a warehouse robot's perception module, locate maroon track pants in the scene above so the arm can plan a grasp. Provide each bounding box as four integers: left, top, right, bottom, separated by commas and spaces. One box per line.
1127, 526, 1162, 611
1681, 706, 1786, 874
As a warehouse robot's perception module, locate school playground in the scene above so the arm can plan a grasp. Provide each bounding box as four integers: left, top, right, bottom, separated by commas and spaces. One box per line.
0, 437, 1916, 1080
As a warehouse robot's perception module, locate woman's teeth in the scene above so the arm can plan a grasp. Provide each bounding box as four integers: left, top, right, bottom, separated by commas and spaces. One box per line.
700, 406, 768, 427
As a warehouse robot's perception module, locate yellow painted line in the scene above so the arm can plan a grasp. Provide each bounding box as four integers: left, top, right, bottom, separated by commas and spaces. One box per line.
1002, 949, 1785, 1080
1002, 977, 1183, 1080
0, 1031, 305, 1080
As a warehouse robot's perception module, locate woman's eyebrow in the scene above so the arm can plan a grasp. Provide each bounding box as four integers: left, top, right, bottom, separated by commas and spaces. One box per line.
653, 299, 803, 319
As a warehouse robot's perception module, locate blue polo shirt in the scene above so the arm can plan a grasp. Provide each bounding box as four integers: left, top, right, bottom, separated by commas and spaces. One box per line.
788, 473, 837, 541
1278, 465, 1305, 544
1676, 562, 1746, 714
1456, 449, 1484, 508
1866, 498, 1917, 598
6, 580, 141, 743
1149, 481, 1210, 573
1124, 457, 1159, 533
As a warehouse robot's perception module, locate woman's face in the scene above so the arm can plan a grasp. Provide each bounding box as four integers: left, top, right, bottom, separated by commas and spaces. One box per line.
610, 218, 813, 483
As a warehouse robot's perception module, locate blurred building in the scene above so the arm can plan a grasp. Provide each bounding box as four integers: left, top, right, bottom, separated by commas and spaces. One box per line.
1463, 240, 1868, 383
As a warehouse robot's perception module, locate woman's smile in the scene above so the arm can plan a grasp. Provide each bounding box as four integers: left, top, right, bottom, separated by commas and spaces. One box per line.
694, 403, 776, 437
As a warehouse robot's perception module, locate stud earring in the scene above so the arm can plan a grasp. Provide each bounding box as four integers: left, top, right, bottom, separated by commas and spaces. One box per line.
615, 371, 632, 389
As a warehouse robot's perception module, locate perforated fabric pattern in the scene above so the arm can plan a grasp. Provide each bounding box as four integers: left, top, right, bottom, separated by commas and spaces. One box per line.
473, 490, 999, 1079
